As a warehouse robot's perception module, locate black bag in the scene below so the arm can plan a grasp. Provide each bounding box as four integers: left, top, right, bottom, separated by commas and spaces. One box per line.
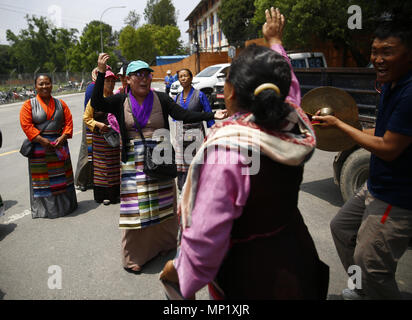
102, 127, 120, 148
20, 138, 34, 157
128, 95, 177, 181
143, 139, 177, 180
20, 101, 57, 158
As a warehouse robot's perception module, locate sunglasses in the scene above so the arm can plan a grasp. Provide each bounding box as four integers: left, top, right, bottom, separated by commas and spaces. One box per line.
129, 71, 153, 80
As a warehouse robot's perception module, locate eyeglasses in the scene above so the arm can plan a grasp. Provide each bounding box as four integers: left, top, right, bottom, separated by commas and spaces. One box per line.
129, 71, 153, 80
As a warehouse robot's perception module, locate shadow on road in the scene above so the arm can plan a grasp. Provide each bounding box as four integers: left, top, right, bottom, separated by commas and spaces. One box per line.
0, 223, 17, 241
301, 177, 344, 207
64, 199, 100, 218
3, 200, 17, 211
141, 249, 177, 275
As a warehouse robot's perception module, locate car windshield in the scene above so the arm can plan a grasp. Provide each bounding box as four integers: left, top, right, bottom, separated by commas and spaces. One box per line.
308, 57, 325, 68
196, 66, 222, 77
291, 59, 306, 68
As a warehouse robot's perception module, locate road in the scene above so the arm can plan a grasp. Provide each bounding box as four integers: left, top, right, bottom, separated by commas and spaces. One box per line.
0, 83, 411, 300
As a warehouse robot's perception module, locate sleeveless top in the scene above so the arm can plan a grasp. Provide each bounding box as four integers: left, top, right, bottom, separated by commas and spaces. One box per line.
176, 89, 204, 131
124, 92, 165, 140
31, 97, 64, 135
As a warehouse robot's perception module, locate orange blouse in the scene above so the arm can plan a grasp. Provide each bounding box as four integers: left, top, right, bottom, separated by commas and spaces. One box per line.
20, 95, 73, 141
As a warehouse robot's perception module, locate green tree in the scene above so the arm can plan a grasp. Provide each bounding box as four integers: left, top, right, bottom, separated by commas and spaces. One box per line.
6, 15, 78, 73
118, 25, 140, 61
0, 45, 14, 74
218, 0, 259, 47
68, 20, 119, 72
118, 24, 183, 64
124, 10, 141, 28
143, 0, 177, 26
252, 0, 410, 66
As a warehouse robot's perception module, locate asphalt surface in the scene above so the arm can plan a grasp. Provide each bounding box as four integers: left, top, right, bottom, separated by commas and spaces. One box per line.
0, 83, 411, 300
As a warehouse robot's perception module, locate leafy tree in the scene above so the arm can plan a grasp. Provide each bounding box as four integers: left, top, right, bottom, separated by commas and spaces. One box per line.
6, 15, 78, 73
68, 20, 119, 72
118, 25, 140, 61
124, 10, 141, 28
252, 0, 411, 66
0, 45, 14, 74
143, 0, 177, 26
218, 0, 259, 47
118, 24, 183, 64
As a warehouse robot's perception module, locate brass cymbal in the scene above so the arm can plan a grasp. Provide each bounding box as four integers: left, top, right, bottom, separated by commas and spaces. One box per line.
301, 86, 362, 152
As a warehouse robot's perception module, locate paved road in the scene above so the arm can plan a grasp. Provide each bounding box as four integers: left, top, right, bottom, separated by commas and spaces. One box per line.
0, 84, 411, 300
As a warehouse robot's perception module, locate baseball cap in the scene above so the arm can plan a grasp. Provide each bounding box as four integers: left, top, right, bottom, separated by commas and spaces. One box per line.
167, 70, 171, 74
105, 70, 117, 79
126, 60, 154, 75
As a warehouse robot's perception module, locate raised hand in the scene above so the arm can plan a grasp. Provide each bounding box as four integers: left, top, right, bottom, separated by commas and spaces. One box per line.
262, 7, 285, 46
97, 53, 110, 74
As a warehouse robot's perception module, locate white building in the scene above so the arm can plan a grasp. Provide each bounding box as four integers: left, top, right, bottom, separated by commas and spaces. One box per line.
185, 0, 229, 53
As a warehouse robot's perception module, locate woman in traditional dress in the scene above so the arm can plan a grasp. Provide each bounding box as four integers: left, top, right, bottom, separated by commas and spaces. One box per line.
174, 69, 215, 191
83, 70, 120, 205
91, 57, 227, 273
74, 67, 99, 192
159, 8, 329, 299
20, 74, 77, 218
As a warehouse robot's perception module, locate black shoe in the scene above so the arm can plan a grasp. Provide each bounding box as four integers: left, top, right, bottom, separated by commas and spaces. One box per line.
80, 186, 87, 192
123, 267, 141, 274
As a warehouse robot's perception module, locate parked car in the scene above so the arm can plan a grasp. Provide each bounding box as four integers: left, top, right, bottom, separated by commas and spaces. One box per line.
211, 71, 227, 109
169, 63, 230, 108
287, 52, 328, 68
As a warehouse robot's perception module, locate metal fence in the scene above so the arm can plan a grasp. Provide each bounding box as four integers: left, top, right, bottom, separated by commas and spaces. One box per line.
0, 72, 89, 104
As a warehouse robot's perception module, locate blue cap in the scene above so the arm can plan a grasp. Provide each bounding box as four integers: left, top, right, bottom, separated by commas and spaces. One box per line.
126, 60, 154, 75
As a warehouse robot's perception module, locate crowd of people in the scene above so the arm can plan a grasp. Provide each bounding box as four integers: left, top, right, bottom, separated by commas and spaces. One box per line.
11, 6, 412, 300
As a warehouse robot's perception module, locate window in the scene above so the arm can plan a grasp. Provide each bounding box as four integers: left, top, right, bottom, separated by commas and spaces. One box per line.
308, 57, 325, 68
290, 59, 306, 68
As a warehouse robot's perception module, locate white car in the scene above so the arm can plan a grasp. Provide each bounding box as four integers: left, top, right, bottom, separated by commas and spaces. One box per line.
169, 63, 231, 107
287, 52, 327, 68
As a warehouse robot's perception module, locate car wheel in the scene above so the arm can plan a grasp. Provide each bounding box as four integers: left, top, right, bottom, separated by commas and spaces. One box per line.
339, 148, 370, 202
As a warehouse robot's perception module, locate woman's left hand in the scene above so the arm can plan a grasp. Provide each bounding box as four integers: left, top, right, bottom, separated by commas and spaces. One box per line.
159, 260, 179, 283
53, 135, 67, 148
214, 109, 228, 120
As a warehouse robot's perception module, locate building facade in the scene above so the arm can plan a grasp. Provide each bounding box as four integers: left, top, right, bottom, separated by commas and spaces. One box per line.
185, 0, 229, 54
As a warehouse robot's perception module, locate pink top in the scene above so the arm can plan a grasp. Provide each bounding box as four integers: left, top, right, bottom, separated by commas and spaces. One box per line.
173, 43, 302, 298
271, 43, 301, 106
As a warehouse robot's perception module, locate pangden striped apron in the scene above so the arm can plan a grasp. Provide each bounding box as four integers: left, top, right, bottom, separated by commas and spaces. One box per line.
119, 94, 175, 229
28, 97, 77, 218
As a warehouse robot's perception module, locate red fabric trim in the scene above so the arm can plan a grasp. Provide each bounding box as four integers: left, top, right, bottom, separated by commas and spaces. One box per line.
208, 283, 224, 300
380, 204, 392, 224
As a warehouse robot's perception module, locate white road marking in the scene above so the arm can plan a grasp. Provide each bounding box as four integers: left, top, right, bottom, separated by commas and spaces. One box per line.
0, 189, 83, 225
2, 209, 31, 224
